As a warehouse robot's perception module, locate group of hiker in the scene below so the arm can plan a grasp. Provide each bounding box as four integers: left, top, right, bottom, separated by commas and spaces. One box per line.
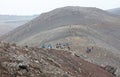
55, 43, 70, 50
86, 47, 93, 53
41, 44, 52, 50
41, 42, 70, 50
41, 42, 94, 53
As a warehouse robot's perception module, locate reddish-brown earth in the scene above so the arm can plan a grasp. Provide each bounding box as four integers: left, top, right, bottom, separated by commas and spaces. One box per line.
0, 42, 115, 77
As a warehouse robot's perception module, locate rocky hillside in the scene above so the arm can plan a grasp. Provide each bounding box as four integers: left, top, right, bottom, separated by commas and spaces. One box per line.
0, 42, 115, 77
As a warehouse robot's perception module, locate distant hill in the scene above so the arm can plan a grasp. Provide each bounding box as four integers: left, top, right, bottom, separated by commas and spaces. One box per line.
107, 8, 120, 15
0, 15, 38, 22
0, 15, 37, 36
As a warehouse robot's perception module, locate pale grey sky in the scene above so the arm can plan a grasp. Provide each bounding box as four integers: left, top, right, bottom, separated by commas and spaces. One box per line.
0, 0, 120, 15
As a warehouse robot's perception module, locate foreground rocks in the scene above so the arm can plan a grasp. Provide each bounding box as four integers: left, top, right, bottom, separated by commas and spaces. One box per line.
0, 42, 115, 77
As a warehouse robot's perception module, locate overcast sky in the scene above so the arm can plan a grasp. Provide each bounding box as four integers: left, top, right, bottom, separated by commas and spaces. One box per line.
0, 0, 120, 15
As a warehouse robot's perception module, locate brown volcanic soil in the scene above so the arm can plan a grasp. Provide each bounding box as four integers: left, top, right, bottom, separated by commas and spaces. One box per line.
0, 42, 115, 77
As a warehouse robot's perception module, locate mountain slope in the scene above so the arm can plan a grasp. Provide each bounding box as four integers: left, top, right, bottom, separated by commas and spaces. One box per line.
0, 42, 115, 77
0, 6, 120, 42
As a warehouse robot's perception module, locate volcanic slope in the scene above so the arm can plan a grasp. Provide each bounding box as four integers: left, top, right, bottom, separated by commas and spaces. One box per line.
0, 42, 115, 77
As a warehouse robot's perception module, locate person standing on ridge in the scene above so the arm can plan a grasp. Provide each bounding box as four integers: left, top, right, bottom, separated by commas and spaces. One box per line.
48, 44, 52, 50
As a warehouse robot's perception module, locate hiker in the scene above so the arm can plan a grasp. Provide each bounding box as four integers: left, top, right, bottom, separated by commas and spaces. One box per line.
56, 43, 59, 48
48, 44, 52, 50
86, 47, 91, 53
58, 43, 62, 49
56, 43, 62, 49
65, 43, 70, 50
91, 46, 93, 50
67, 46, 70, 50
41, 44, 46, 48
